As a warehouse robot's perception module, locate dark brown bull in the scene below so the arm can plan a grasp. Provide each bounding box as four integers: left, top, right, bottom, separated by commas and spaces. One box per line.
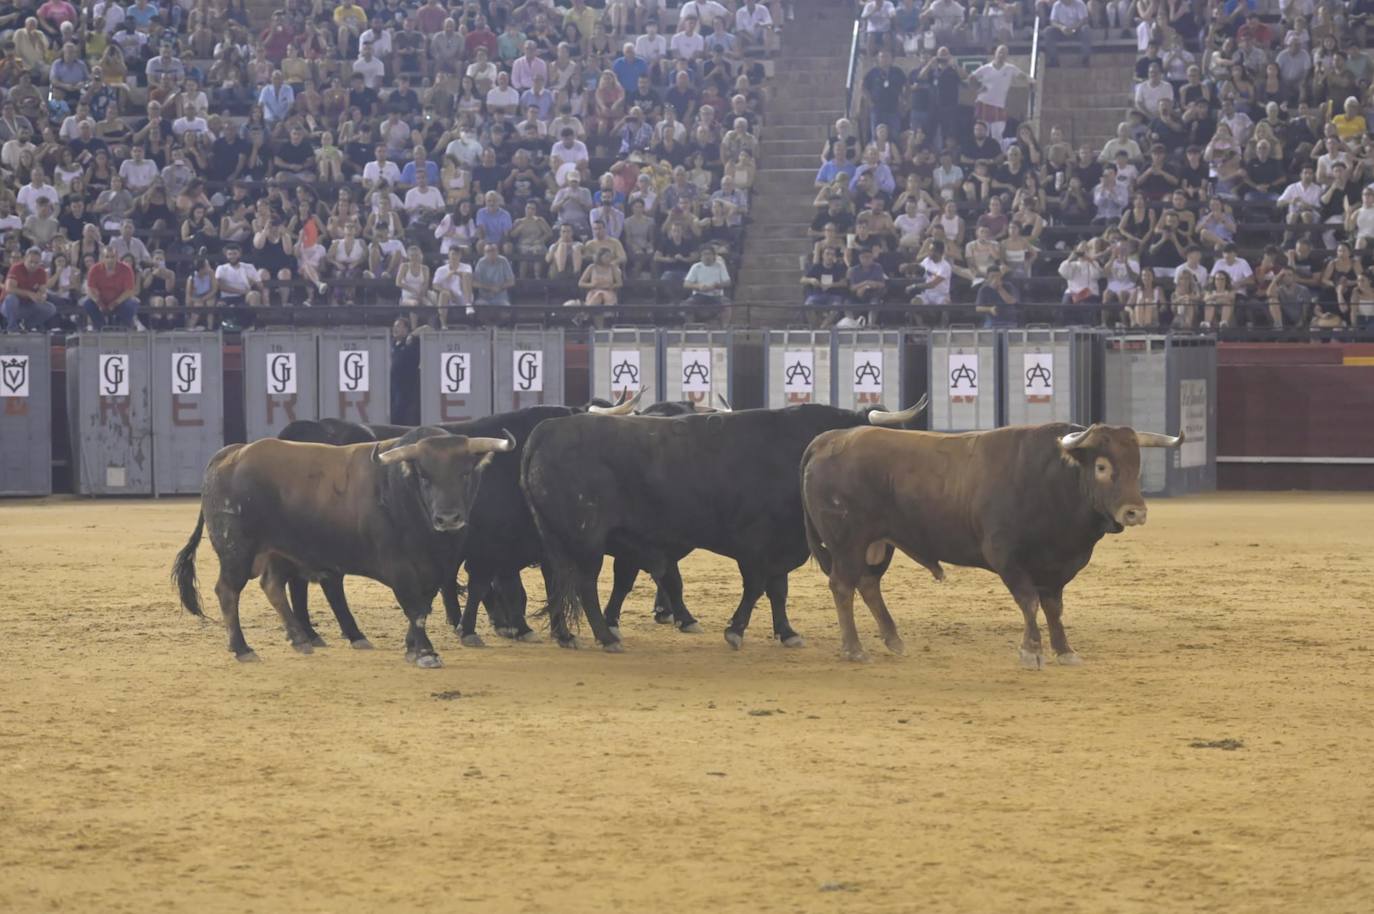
800, 422, 1183, 667
171, 428, 513, 666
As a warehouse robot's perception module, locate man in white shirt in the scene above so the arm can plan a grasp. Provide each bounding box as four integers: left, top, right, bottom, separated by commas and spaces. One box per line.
634, 21, 668, 63
550, 128, 589, 183
432, 247, 474, 319
117, 145, 159, 195
1048, 0, 1092, 67
352, 42, 385, 89
359, 17, 393, 59
213, 244, 264, 309
970, 45, 1032, 141
670, 17, 706, 60
681, 0, 729, 31
403, 172, 445, 217
172, 111, 209, 137
1058, 245, 1103, 306
15, 168, 58, 219
510, 40, 548, 91
1210, 244, 1254, 293
362, 144, 402, 189
913, 241, 954, 306
444, 131, 484, 168
683, 245, 731, 312
860, 0, 896, 52
486, 70, 521, 120
1133, 64, 1174, 119
1276, 166, 1322, 223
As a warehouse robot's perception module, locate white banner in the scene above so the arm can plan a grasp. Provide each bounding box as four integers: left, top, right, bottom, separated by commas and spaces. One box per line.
1023, 351, 1053, 398
948, 353, 979, 397
680, 348, 712, 393
513, 350, 543, 392
266, 351, 297, 395
440, 351, 471, 394
99, 354, 129, 397
338, 350, 369, 393
782, 349, 814, 395
608, 349, 642, 392
0, 355, 30, 398
171, 351, 202, 395
852, 349, 884, 394
1179, 379, 1208, 469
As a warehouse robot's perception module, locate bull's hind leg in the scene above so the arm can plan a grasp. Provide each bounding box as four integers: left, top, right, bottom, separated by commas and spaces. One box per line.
1038, 586, 1082, 665
828, 570, 867, 663
319, 576, 371, 648
286, 575, 327, 647
494, 573, 538, 641
660, 562, 700, 632
455, 571, 491, 647
723, 567, 767, 649
261, 560, 316, 654
574, 559, 623, 652
764, 573, 803, 648
999, 569, 1044, 670
213, 562, 256, 662
602, 556, 639, 638
857, 573, 904, 656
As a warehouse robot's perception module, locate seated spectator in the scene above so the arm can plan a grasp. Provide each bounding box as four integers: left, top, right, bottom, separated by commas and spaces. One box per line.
473, 242, 516, 310
976, 265, 1021, 328
579, 247, 623, 308
682, 245, 731, 312
844, 246, 888, 327
2, 247, 59, 331
82, 245, 139, 329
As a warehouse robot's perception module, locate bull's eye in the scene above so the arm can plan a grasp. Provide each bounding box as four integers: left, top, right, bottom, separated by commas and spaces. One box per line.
1095, 458, 1112, 480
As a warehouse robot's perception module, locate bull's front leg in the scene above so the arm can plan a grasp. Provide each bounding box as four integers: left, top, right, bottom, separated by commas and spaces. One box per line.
764, 572, 803, 647
999, 569, 1044, 670
1038, 586, 1082, 666
394, 583, 443, 669
493, 573, 538, 641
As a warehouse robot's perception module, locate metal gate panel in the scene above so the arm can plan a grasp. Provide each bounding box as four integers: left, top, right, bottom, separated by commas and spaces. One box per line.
492, 327, 567, 412
661, 329, 733, 408
833, 329, 903, 411
420, 329, 494, 424
764, 330, 833, 408
591, 328, 660, 403
243, 330, 319, 441
0, 334, 52, 495
928, 327, 1000, 431
1002, 328, 1100, 426
65, 332, 153, 495
318, 329, 390, 425
151, 332, 224, 495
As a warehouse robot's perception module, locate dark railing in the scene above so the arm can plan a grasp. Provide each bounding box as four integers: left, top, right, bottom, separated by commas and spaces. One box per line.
844, 20, 862, 121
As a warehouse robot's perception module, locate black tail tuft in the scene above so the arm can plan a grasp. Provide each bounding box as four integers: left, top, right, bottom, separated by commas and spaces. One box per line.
172, 510, 206, 617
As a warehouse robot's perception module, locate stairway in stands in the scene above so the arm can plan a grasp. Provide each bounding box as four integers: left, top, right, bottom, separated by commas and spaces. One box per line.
1037, 49, 1139, 153
734, 0, 852, 324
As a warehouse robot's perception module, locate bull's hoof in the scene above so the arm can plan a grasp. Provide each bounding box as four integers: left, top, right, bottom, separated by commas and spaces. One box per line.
350, 638, 374, 650
308, 634, 328, 648
841, 647, 870, 663
607, 625, 621, 640
1056, 651, 1084, 666
235, 650, 261, 663
415, 653, 443, 669
602, 640, 625, 654
677, 621, 704, 634
1019, 647, 1045, 670
515, 630, 542, 643
460, 633, 486, 648
780, 634, 806, 649
724, 629, 744, 650
292, 641, 314, 655
494, 626, 517, 639
654, 610, 675, 625
557, 636, 581, 650
884, 636, 906, 656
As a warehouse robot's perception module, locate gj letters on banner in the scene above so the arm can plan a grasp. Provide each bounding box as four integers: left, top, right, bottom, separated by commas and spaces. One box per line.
948, 353, 978, 397
441, 351, 471, 394
0, 355, 29, 397
1023, 352, 1053, 398
680, 348, 712, 392
99, 354, 130, 397
852, 350, 883, 394
514, 350, 543, 392
339, 350, 369, 393
782, 350, 814, 395
609, 349, 642, 392
267, 351, 297, 395
171, 352, 202, 395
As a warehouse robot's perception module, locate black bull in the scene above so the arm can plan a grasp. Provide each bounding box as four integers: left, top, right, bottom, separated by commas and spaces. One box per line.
520, 400, 928, 651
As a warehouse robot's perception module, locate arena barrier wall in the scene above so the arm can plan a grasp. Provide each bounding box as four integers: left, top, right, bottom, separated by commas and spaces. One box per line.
591, 327, 660, 404
65, 332, 154, 495
318, 329, 390, 425
420, 329, 494, 424
151, 332, 224, 495
928, 327, 1001, 431
1103, 335, 1217, 496
493, 327, 566, 413
1002, 328, 1100, 427
661, 328, 734, 408
0, 334, 52, 495
763, 330, 834, 408
833, 329, 904, 412
242, 330, 320, 441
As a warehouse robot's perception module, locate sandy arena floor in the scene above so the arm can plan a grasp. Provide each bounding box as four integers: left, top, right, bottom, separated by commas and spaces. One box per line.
0, 493, 1371, 913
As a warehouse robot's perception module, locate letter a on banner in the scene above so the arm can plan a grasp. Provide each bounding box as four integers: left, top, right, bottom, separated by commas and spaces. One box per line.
852, 349, 883, 395
441, 351, 471, 394
948, 352, 978, 403
267, 351, 297, 395
99, 354, 130, 397
339, 350, 369, 393
1023, 352, 1053, 402
172, 352, 202, 395
783, 349, 813, 397
0, 355, 29, 397
680, 348, 711, 393
609, 349, 642, 392
514, 350, 543, 392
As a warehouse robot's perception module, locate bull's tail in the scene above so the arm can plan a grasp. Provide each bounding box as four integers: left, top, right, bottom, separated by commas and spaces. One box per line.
172, 510, 206, 617
534, 536, 584, 638
800, 451, 833, 577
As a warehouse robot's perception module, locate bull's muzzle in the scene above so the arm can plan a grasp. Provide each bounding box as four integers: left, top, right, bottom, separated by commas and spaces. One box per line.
1116, 505, 1148, 527
432, 514, 467, 533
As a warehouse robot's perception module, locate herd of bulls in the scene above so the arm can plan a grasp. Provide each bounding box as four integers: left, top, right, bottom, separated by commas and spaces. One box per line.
172, 389, 1183, 670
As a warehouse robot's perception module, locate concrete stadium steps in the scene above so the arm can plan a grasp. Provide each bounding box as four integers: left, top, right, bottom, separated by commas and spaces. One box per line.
736, 0, 851, 323
1038, 50, 1140, 151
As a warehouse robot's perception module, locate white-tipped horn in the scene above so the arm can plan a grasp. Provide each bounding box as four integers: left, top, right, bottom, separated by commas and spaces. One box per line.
466, 430, 517, 453
867, 393, 930, 426
1136, 430, 1185, 449
692, 401, 717, 413
590, 387, 647, 415
1057, 426, 1095, 450
715, 394, 733, 412
376, 442, 424, 465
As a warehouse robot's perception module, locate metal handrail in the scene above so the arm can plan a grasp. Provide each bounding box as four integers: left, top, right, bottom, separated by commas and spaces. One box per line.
1028, 16, 1040, 123
843, 20, 861, 120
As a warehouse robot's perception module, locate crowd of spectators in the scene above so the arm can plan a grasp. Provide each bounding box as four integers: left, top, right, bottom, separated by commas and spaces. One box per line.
0, 0, 790, 332
818, 0, 1374, 331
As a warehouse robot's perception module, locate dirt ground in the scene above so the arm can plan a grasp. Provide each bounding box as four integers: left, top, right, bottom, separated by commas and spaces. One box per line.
0, 493, 1371, 914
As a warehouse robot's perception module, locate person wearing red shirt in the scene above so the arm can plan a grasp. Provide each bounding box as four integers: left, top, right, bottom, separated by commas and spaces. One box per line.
2, 247, 58, 330
82, 246, 139, 328
259, 10, 297, 65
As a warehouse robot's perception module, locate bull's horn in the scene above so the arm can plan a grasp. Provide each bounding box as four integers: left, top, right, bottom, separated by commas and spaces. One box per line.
1136, 430, 1185, 448
1058, 426, 1096, 450
466, 430, 517, 453
376, 442, 423, 465
590, 387, 646, 415
692, 401, 717, 413
868, 393, 929, 426
715, 394, 733, 412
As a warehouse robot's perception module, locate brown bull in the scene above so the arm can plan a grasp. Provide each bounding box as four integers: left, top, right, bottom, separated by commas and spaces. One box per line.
172, 428, 513, 666
800, 423, 1183, 667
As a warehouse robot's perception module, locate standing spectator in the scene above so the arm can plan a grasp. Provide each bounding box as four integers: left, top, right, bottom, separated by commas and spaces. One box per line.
971, 45, 1033, 142
2, 247, 58, 331
863, 50, 906, 140
390, 317, 422, 425
473, 243, 516, 310
82, 245, 140, 329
